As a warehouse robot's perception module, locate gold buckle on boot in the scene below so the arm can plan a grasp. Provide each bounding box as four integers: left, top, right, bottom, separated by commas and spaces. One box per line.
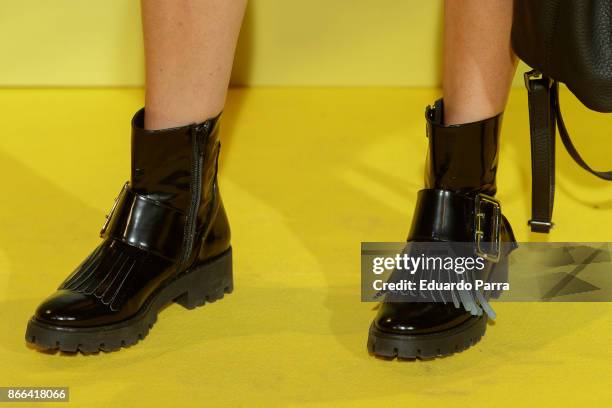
474, 193, 502, 263
99, 181, 130, 237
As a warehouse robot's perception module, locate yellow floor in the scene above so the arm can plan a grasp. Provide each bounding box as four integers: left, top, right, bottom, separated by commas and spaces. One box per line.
0, 87, 610, 407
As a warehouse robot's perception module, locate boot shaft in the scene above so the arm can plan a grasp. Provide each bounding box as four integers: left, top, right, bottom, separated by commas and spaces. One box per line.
130, 108, 221, 214
129, 109, 229, 264
424, 99, 503, 196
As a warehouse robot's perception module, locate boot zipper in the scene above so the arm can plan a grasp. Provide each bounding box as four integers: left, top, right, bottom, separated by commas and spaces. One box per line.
181, 121, 210, 266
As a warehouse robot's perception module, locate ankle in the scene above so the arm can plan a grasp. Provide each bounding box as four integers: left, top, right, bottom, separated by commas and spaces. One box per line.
442, 94, 506, 126
143, 104, 223, 130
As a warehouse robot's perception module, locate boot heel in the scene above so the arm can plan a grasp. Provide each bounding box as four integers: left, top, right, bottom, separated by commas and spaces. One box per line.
174, 248, 233, 310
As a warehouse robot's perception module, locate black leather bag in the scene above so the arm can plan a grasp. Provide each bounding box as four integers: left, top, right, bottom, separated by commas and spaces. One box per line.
511, 0, 612, 233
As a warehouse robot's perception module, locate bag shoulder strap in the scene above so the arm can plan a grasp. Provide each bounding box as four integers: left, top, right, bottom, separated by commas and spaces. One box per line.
525, 70, 612, 233
525, 71, 556, 233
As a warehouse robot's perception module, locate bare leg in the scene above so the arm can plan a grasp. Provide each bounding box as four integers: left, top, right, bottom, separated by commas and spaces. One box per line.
141, 0, 247, 130
443, 0, 518, 125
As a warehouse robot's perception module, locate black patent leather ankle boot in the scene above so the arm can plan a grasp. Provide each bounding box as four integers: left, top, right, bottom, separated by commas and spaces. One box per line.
26, 109, 232, 353
367, 99, 516, 359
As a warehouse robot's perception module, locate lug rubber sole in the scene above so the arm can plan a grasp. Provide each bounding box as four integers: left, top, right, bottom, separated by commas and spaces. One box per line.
367, 313, 487, 360
25, 248, 233, 354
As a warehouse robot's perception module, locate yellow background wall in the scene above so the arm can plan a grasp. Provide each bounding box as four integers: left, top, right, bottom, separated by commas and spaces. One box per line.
0, 0, 528, 87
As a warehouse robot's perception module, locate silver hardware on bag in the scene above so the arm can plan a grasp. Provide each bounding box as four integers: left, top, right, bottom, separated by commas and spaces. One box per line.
528, 219, 554, 230
474, 193, 502, 263
99, 181, 130, 238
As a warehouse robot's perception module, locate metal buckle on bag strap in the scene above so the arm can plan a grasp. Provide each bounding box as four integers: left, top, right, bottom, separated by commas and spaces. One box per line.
99, 181, 130, 237
524, 70, 541, 91
474, 193, 502, 263
524, 70, 553, 91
